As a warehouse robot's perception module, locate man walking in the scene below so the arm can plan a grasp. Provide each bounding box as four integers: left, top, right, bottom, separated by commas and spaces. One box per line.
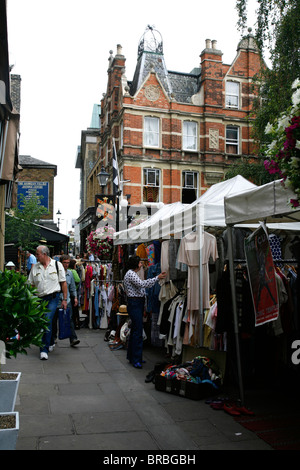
26, 250, 37, 275
51, 255, 80, 348
28, 245, 68, 360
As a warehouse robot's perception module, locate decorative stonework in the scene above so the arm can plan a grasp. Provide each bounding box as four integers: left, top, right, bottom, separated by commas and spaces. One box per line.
144, 85, 160, 102
204, 171, 224, 185
209, 129, 219, 149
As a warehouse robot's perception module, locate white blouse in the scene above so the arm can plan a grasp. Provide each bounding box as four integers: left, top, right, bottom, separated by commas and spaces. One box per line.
124, 269, 159, 298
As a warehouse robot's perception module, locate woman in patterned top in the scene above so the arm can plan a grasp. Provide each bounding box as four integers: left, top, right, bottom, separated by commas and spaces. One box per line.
124, 255, 166, 368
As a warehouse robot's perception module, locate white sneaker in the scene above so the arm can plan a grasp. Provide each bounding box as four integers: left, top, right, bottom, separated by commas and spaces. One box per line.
49, 344, 55, 352
40, 352, 48, 360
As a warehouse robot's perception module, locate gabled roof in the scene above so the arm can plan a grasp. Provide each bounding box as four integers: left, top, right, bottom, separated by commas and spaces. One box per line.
129, 26, 201, 103
19, 155, 57, 176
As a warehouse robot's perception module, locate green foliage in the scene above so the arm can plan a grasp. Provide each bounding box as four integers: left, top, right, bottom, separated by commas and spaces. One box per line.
263, 79, 300, 207
236, 0, 300, 146
5, 194, 49, 251
225, 157, 275, 185
0, 270, 49, 361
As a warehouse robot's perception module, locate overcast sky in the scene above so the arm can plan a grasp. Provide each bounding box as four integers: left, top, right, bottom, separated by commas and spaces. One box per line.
6, 0, 259, 234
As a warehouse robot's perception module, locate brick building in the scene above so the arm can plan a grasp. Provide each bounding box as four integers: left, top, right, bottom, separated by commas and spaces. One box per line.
77, 26, 262, 245
18, 155, 57, 229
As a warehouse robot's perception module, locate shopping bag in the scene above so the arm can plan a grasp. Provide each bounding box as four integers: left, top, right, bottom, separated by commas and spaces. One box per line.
58, 308, 71, 340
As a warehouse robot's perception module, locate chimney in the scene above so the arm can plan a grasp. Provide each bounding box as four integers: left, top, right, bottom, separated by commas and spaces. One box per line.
205, 39, 212, 49
116, 44, 123, 56
212, 40, 217, 49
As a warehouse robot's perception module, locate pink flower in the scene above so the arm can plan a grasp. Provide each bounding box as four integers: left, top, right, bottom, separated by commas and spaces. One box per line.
290, 199, 300, 208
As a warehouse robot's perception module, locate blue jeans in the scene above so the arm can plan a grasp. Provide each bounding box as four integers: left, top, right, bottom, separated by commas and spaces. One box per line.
40, 293, 60, 353
127, 297, 145, 365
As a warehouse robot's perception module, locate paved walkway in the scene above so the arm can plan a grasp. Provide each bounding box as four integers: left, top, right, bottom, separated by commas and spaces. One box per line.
2, 328, 272, 451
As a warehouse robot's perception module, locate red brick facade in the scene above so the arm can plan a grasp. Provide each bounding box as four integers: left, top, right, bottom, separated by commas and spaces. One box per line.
89, 30, 263, 211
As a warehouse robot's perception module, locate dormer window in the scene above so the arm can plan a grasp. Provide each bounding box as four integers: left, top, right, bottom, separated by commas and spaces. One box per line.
225, 81, 239, 108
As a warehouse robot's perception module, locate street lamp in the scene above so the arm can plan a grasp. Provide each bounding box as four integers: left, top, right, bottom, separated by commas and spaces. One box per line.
97, 166, 110, 191
56, 209, 62, 231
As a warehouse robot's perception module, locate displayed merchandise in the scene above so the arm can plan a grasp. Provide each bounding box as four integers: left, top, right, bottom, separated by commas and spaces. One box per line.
155, 356, 221, 400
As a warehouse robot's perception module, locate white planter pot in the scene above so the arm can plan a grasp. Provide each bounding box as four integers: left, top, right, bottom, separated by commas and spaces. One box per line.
0, 372, 21, 412
0, 412, 19, 450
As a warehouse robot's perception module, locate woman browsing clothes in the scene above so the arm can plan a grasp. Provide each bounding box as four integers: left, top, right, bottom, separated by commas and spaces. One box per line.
123, 255, 166, 369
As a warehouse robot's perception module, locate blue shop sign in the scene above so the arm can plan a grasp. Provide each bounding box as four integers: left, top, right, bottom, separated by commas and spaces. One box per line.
17, 181, 49, 210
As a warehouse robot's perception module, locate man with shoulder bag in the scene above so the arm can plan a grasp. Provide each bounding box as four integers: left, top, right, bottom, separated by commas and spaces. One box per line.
28, 245, 68, 360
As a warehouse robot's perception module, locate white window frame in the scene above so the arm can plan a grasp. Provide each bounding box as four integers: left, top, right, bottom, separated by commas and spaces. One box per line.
183, 171, 198, 189
143, 168, 160, 203
120, 121, 123, 148
226, 125, 239, 154
225, 81, 240, 109
182, 121, 197, 151
144, 116, 159, 148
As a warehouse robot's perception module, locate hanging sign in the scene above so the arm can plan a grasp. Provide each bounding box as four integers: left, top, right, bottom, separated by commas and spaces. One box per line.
95, 194, 116, 224
244, 222, 279, 326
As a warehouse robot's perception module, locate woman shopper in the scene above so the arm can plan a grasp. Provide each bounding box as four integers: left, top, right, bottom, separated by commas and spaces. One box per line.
123, 255, 166, 368
69, 258, 81, 329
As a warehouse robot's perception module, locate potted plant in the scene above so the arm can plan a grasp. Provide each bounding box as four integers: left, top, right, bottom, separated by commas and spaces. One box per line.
0, 412, 19, 450
0, 269, 49, 449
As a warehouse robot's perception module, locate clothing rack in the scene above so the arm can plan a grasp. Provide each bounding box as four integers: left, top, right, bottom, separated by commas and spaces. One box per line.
78, 259, 113, 263
233, 259, 298, 264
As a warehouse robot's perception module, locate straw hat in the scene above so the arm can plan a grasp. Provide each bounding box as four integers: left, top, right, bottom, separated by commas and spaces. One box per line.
118, 305, 127, 315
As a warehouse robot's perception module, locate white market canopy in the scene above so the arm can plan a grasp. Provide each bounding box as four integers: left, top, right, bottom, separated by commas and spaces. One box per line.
114, 177, 300, 246
224, 179, 300, 226
114, 176, 258, 244
113, 201, 186, 245
178, 175, 257, 231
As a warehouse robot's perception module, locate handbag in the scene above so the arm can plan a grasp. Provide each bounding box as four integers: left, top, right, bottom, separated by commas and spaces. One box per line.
58, 307, 71, 340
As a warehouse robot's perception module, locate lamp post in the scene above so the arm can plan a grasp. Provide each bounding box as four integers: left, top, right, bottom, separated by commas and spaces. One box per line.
56, 209, 62, 231
96, 166, 110, 191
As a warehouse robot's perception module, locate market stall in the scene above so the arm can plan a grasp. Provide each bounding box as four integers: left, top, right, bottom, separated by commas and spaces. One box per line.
224, 179, 300, 405
112, 177, 300, 402
112, 177, 262, 376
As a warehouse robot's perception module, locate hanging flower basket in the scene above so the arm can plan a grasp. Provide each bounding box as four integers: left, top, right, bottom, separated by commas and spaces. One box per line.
86, 225, 115, 260
264, 79, 300, 208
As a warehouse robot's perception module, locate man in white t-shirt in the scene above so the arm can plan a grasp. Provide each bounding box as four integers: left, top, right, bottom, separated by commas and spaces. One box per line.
28, 245, 67, 360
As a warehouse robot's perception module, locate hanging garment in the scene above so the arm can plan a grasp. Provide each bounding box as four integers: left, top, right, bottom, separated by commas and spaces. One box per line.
146, 243, 155, 266
177, 231, 218, 311
146, 263, 161, 314
269, 234, 283, 263
160, 240, 170, 282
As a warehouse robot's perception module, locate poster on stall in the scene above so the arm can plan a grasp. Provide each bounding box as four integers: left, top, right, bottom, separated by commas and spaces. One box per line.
244, 223, 279, 326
